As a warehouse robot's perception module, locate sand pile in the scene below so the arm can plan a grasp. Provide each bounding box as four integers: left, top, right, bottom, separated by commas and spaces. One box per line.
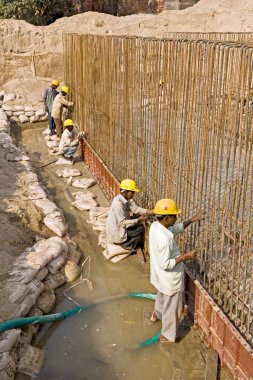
1, 0, 253, 104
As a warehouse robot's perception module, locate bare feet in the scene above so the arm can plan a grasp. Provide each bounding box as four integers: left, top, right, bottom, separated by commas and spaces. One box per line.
159, 335, 174, 343
150, 311, 159, 322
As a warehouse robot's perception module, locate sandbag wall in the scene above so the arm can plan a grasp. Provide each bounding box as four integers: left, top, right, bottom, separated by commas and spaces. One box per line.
0, 108, 82, 379
0, 91, 48, 124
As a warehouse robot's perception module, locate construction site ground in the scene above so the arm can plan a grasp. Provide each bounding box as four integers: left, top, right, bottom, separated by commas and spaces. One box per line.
2, 121, 232, 380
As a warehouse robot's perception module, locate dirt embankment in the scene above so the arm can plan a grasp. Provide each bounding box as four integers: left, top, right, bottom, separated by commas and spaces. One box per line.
1, 0, 253, 105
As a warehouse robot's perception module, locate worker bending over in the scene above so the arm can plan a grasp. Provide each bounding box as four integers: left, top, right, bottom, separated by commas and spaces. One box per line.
58, 119, 81, 161
51, 86, 74, 137
149, 199, 203, 343
43, 79, 59, 136
106, 179, 153, 252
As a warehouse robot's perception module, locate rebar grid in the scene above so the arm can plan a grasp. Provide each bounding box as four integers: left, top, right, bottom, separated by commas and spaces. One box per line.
63, 34, 253, 345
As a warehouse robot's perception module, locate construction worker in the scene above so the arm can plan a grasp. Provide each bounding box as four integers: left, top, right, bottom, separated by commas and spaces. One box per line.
51, 86, 74, 137
106, 179, 153, 252
58, 119, 81, 161
43, 79, 59, 136
149, 199, 203, 343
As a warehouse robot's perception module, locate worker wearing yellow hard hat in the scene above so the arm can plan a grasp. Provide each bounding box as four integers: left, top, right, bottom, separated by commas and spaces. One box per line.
51, 85, 74, 137
106, 179, 153, 255
43, 79, 60, 136
149, 198, 204, 343
57, 119, 80, 162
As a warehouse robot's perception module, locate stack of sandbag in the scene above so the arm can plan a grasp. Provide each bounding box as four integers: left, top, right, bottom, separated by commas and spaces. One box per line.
0, 109, 10, 134
87, 207, 109, 233
71, 191, 98, 211
0, 236, 83, 379
2, 102, 48, 124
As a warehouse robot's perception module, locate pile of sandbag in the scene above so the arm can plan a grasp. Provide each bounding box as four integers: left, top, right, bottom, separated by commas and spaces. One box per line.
0, 236, 83, 379
71, 191, 98, 211
2, 101, 48, 124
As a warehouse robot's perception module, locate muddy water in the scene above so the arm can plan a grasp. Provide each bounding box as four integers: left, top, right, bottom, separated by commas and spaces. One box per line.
13, 122, 231, 380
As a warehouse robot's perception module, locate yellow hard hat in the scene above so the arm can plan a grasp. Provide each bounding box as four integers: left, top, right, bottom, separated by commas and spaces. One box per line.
64, 119, 74, 128
61, 86, 69, 94
153, 199, 181, 215
52, 79, 59, 86
120, 179, 139, 192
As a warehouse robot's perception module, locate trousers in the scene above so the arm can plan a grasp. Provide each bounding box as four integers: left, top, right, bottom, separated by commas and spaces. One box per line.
120, 223, 145, 251
155, 291, 184, 342
53, 118, 63, 136
63, 146, 77, 159
48, 113, 56, 134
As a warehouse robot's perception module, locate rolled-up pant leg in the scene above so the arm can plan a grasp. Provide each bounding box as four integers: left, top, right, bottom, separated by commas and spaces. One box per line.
156, 291, 184, 342
54, 118, 63, 137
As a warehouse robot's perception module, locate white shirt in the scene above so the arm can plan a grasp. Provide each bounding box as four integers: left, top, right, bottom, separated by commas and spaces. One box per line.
59, 127, 79, 152
106, 194, 146, 244
51, 93, 73, 119
149, 221, 185, 296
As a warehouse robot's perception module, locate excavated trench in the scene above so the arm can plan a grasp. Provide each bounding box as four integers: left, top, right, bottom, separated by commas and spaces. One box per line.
12, 122, 231, 380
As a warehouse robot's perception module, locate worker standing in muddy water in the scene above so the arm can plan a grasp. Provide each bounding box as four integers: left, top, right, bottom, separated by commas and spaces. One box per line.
149, 199, 203, 343
106, 179, 153, 252
51, 86, 74, 137
43, 79, 59, 136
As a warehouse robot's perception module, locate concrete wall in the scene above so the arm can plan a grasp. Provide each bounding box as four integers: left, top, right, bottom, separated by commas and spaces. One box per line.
164, 0, 199, 10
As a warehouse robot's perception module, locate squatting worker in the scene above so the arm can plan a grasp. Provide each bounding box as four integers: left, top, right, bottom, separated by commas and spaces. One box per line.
149, 199, 204, 343
106, 179, 153, 252
43, 79, 59, 136
51, 86, 74, 137
58, 119, 81, 161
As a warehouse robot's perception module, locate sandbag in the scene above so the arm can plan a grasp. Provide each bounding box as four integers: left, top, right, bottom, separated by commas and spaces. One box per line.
92, 219, 107, 232
35, 109, 46, 117
72, 198, 98, 211
0, 352, 16, 380
19, 327, 33, 345
17, 344, 45, 378
8, 260, 40, 285
5, 283, 30, 304
110, 253, 131, 263
12, 111, 24, 116
33, 199, 58, 216
49, 135, 60, 141
47, 255, 66, 274
42, 128, 50, 135
73, 190, 96, 200
0, 330, 21, 353
30, 116, 40, 123
64, 261, 81, 282
56, 168, 81, 178
67, 245, 81, 265
55, 157, 73, 165
24, 111, 35, 117
43, 211, 68, 237
19, 115, 29, 124
35, 267, 49, 282
13, 106, 24, 112
72, 178, 96, 189
27, 183, 47, 200
24, 106, 36, 112
11, 296, 34, 319
35, 291, 56, 313
28, 307, 43, 334
103, 243, 131, 260
27, 280, 45, 304
88, 207, 110, 224
3, 93, 16, 103
43, 272, 66, 291
46, 140, 59, 148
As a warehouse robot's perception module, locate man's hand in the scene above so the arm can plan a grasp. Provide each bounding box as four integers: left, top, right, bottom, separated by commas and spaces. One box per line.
146, 209, 154, 215
190, 211, 204, 223
138, 215, 147, 223
185, 250, 197, 260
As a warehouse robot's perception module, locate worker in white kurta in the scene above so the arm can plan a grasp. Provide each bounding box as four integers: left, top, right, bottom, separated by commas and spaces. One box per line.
149, 198, 203, 343
106, 179, 153, 251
